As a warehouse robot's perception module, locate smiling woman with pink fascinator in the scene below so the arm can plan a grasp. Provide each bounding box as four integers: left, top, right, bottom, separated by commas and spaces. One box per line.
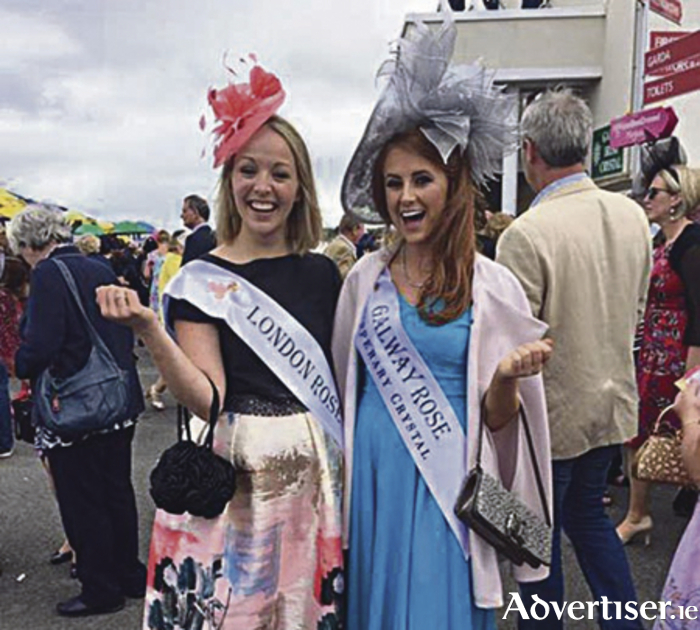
98, 55, 344, 629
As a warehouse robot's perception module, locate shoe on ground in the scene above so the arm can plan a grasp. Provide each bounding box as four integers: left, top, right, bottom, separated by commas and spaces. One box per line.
616, 515, 653, 546
49, 549, 73, 565
56, 595, 125, 617
0, 448, 14, 459
147, 385, 165, 411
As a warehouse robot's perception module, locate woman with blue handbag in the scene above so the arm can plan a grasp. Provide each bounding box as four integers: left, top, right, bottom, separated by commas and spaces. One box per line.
10, 205, 146, 618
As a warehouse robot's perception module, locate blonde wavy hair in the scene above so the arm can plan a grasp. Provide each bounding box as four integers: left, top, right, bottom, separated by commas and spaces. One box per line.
659, 166, 700, 219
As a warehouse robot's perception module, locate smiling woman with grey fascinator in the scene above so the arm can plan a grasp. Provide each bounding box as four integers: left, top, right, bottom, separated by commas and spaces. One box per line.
332, 6, 555, 629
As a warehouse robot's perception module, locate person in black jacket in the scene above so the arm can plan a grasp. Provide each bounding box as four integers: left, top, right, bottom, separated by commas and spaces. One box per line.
10, 205, 146, 618
180, 194, 216, 265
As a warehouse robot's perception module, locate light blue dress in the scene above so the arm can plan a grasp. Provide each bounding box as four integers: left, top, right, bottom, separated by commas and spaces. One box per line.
347, 295, 496, 630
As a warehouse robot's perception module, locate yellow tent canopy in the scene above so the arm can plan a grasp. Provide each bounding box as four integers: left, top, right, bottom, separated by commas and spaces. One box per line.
0, 188, 27, 220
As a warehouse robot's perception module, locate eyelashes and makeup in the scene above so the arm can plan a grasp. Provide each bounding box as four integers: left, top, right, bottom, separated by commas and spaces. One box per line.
236, 160, 293, 182
384, 171, 435, 191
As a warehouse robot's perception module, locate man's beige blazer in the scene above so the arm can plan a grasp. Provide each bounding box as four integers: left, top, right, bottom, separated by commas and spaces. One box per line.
497, 177, 652, 460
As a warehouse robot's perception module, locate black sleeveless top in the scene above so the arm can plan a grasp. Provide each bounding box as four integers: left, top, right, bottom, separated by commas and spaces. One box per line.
169, 252, 342, 410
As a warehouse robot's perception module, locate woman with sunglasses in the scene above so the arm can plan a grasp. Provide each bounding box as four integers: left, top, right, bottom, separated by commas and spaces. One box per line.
617, 165, 700, 545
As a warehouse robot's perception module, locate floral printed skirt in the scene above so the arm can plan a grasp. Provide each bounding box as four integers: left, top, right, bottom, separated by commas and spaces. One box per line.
143, 410, 344, 630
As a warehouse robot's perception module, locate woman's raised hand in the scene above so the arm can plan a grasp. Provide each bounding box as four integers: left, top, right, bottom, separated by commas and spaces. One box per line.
496, 338, 554, 380
96, 285, 157, 333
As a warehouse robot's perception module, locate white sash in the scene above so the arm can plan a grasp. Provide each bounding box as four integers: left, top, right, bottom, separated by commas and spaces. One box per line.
163, 259, 343, 448
355, 269, 469, 558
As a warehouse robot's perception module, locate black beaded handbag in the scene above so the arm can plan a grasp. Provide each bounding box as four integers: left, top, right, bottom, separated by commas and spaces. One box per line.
454, 404, 552, 569
149, 377, 236, 519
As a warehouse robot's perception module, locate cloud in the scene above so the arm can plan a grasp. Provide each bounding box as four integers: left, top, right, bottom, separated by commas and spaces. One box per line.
0, 0, 429, 229
0, 7, 81, 70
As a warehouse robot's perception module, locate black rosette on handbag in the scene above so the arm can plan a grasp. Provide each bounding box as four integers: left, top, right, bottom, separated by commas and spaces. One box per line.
150, 377, 236, 519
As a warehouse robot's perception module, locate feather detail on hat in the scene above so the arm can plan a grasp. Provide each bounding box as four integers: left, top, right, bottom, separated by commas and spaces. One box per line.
201, 54, 286, 168
341, 6, 518, 223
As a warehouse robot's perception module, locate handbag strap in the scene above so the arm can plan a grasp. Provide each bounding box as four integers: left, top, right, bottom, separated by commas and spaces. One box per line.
476, 397, 552, 528
652, 404, 677, 435
51, 258, 114, 358
177, 375, 220, 450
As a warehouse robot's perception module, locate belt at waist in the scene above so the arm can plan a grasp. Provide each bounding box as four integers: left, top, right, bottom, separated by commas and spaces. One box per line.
229, 395, 307, 417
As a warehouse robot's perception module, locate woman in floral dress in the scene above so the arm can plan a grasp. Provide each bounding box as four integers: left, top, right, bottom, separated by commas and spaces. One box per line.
617, 166, 700, 545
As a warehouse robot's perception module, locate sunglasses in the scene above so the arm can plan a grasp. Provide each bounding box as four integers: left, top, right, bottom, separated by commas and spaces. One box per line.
645, 187, 671, 200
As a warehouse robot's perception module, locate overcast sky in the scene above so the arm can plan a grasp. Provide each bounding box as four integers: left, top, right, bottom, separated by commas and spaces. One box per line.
1, 0, 699, 231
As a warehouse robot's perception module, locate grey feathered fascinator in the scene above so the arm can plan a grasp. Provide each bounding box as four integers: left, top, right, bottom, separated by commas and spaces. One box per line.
341, 6, 519, 224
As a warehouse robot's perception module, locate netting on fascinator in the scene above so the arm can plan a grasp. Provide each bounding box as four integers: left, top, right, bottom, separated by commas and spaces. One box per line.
341, 5, 519, 224
200, 53, 286, 168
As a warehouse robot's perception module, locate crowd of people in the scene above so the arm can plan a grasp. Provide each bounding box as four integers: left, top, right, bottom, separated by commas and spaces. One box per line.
1, 8, 700, 630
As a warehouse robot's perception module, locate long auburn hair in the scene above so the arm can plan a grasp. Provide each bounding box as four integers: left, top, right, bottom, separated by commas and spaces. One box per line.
371, 129, 476, 324
216, 115, 322, 254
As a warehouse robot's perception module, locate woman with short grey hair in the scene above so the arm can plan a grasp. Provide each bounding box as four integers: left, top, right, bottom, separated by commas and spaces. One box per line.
10, 204, 146, 618
8, 205, 72, 263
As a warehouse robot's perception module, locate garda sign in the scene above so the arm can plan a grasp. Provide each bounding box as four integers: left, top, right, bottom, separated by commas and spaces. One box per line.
645, 30, 700, 77
591, 125, 623, 180
609, 107, 678, 149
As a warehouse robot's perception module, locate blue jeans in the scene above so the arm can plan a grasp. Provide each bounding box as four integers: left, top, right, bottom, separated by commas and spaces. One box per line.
519, 446, 642, 630
0, 363, 14, 453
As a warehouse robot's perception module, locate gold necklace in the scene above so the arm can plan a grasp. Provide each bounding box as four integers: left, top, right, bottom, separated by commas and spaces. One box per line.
401, 247, 425, 290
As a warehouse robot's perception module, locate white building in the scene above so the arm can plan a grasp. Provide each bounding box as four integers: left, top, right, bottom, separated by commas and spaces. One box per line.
403, 0, 690, 214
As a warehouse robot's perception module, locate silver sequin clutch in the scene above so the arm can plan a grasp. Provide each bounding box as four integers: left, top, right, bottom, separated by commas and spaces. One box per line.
455, 466, 551, 568
454, 405, 552, 569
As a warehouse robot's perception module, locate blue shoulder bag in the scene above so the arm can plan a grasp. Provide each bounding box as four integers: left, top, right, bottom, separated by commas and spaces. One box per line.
34, 259, 130, 439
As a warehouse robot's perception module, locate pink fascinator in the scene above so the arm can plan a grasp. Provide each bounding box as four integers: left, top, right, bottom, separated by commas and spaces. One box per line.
202, 55, 286, 168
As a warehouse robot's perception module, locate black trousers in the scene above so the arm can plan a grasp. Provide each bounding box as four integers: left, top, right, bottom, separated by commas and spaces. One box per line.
47, 425, 145, 605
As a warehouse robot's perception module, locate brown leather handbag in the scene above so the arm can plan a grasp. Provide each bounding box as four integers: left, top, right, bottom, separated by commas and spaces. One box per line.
633, 405, 697, 488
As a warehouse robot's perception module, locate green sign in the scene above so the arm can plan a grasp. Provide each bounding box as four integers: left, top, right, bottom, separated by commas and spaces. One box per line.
591, 125, 624, 180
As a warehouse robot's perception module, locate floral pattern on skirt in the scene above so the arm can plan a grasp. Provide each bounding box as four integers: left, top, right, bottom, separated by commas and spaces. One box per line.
654, 499, 700, 629
143, 410, 344, 630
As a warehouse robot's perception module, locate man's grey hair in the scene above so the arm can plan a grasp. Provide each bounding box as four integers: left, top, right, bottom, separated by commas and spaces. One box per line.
8, 204, 73, 253
520, 89, 593, 167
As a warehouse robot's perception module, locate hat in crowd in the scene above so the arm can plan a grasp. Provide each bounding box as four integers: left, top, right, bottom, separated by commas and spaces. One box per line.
630, 135, 688, 200
341, 2, 518, 224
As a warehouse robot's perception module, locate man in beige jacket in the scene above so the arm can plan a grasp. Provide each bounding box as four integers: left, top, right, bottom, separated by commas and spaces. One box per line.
497, 90, 651, 629
323, 214, 364, 280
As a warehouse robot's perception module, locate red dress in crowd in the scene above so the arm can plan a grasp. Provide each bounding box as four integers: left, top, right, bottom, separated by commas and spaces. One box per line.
0, 287, 23, 373
628, 242, 687, 449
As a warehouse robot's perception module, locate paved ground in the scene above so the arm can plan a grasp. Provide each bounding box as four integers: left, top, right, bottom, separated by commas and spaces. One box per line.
0, 348, 692, 629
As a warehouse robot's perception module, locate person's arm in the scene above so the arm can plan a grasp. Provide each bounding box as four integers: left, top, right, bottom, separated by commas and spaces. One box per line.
674, 381, 700, 485
96, 286, 225, 418
678, 244, 700, 371
15, 264, 67, 380
496, 225, 545, 318
687, 347, 700, 372
484, 338, 553, 431
335, 251, 355, 281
